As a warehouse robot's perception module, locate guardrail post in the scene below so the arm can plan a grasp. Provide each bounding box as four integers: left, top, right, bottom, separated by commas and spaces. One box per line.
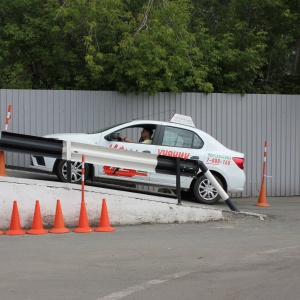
66, 141, 72, 183
81, 154, 85, 201
67, 161, 71, 183
176, 157, 181, 205
199, 161, 239, 212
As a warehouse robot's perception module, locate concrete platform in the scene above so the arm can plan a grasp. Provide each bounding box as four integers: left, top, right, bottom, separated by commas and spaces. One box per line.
0, 176, 265, 230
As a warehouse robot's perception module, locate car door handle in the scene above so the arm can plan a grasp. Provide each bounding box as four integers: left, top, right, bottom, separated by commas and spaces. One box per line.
190, 156, 199, 160
143, 150, 151, 153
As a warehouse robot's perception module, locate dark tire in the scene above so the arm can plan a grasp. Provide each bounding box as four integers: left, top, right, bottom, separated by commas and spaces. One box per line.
56, 160, 89, 183
192, 174, 222, 205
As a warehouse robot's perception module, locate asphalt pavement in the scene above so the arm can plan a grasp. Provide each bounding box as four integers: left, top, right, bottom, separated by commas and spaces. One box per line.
0, 195, 300, 300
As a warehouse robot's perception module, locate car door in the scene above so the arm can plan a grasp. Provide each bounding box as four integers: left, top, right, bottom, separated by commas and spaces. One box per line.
96, 124, 158, 183
150, 125, 206, 187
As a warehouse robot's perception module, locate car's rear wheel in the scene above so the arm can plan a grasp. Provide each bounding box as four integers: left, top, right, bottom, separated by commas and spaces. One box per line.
56, 159, 89, 183
192, 174, 222, 205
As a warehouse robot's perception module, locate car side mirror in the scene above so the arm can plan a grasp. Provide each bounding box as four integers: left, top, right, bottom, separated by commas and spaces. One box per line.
104, 132, 119, 141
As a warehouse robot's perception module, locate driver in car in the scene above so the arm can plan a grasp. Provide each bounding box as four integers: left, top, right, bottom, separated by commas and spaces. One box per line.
118, 127, 153, 144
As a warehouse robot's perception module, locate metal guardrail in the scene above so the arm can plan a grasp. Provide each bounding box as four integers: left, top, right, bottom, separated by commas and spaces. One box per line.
0, 132, 199, 205
0, 131, 239, 211
63, 141, 199, 176
0, 131, 63, 158
63, 140, 199, 205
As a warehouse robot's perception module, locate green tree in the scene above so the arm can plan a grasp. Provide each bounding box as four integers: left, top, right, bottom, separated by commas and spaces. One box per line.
0, 0, 129, 89
0, 0, 74, 88
112, 0, 213, 94
225, 0, 300, 93
0, 0, 299, 94
191, 0, 268, 93
191, 0, 300, 94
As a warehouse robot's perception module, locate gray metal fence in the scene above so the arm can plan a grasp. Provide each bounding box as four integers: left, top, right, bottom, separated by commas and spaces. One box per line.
1, 89, 299, 197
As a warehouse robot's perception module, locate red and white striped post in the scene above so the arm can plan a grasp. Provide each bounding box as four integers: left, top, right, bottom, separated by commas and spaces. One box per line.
261, 141, 267, 183
4, 105, 12, 132
81, 154, 85, 202
73, 153, 94, 233
0, 104, 12, 176
255, 140, 270, 207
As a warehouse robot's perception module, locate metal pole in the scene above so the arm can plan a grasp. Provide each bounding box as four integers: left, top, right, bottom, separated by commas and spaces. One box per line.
67, 161, 71, 183
66, 140, 71, 183
262, 140, 267, 184
81, 154, 85, 202
176, 157, 181, 205
199, 161, 239, 212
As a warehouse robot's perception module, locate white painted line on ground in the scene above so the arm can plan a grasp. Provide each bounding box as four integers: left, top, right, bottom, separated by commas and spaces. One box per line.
96, 245, 300, 300
259, 245, 300, 254
96, 270, 196, 300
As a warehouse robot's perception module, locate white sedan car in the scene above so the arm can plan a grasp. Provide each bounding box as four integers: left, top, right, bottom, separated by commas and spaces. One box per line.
30, 115, 245, 204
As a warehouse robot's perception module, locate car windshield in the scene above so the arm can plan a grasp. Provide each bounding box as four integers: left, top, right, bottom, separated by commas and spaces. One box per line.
88, 122, 126, 134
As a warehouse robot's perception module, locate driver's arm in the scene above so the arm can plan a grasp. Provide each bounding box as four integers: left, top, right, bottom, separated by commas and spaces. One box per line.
117, 133, 133, 143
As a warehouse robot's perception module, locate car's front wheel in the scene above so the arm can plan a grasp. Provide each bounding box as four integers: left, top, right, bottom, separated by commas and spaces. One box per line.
56, 159, 89, 183
192, 174, 223, 205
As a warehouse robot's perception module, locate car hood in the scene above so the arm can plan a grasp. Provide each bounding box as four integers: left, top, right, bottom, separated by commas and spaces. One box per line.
44, 133, 99, 144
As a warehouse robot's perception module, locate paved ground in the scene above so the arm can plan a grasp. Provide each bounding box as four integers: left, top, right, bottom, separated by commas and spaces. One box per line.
212, 196, 300, 220
0, 195, 299, 300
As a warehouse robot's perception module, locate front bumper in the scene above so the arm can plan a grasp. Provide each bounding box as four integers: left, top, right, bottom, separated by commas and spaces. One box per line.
30, 155, 56, 173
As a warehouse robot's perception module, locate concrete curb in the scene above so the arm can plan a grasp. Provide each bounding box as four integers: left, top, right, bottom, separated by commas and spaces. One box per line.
0, 177, 266, 230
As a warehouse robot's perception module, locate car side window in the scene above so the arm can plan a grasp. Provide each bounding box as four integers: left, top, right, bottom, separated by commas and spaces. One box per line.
193, 134, 204, 149
162, 127, 203, 149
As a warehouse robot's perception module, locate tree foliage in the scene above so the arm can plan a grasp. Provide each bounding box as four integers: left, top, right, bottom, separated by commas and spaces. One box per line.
0, 0, 299, 94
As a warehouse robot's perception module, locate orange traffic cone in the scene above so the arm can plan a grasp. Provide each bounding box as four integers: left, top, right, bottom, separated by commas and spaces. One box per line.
73, 200, 94, 233
27, 200, 48, 234
255, 180, 270, 207
5, 201, 26, 235
49, 200, 70, 234
0, 151, 6, 176
95, 199, 115, 232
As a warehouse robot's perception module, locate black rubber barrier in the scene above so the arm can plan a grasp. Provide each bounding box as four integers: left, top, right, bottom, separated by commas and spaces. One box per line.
198, 161, 239, 212
156, 155, 199, 176
156, 156, 199, 205
0, 131, 63, 158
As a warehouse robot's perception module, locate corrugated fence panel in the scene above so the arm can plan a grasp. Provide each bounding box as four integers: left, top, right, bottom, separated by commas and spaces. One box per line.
0, 89, 299, 197
292, 96, 300, 195
292, 96, 299, 195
